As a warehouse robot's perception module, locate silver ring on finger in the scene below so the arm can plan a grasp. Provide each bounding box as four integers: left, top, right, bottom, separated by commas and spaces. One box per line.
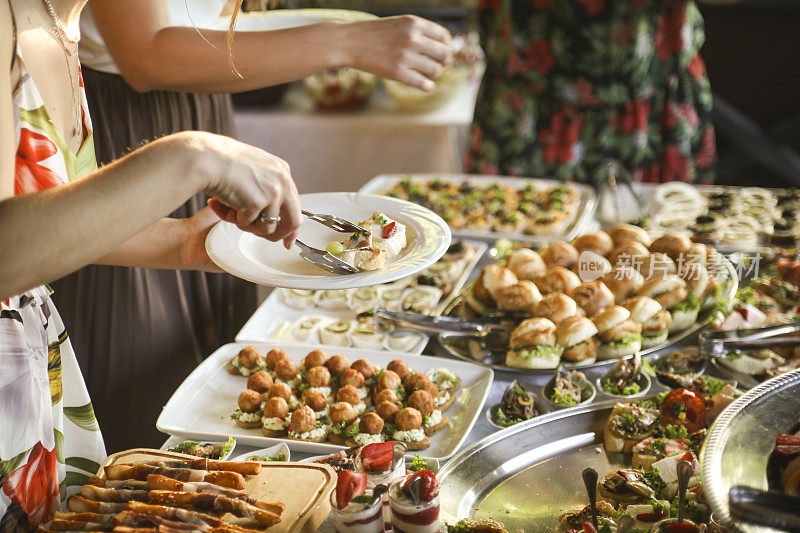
258, 212, 281, 224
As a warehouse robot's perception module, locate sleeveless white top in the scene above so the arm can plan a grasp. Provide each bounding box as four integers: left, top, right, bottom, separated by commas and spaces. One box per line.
80, 0, 227, 74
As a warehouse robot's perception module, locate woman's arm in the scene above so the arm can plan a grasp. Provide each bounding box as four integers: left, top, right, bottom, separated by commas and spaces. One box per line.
89, 1, 451, 93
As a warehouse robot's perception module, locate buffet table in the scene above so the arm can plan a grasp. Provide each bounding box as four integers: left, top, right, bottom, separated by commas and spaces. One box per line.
233, 79, 481, 194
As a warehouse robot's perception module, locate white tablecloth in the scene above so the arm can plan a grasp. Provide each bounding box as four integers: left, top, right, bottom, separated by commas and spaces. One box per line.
233, 79, 481, 194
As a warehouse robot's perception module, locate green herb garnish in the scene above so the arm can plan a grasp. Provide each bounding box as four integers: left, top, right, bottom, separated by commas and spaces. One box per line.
410, 454, 429, 472
551, 389, 578, 406
663, 424, 689, 439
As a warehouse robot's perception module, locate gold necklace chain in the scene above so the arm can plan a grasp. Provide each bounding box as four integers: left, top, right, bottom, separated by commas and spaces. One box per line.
41, 0, 82, 140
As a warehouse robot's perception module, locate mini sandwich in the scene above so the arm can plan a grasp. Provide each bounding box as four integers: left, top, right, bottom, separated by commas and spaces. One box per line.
339, 369, 370, 405
649, 232, 692, 262
673, 263, 711, 325
392, 407, 430, 451
231, 390, 263, 429
592, 306, 642, 360
602, 266, 645, 304
571, 230, 614, 256
638, 275, 693, 332
273, 358, 302, 390
540, 241, 579, 269
623, 296, 671, 348
556, 316, 599, 364
287, 406, 327, 443
534, 266, 581, 295
303, 390, 330, 424
304, 366, 333, 399
569, 280, 615, 317
506, 248, 546, 280
407, 390, 448, 437
467, 264, 518, 314
227, 346, 265, 377
608, 223, 652, 248
534, 293, 579, 324
346, 412, 385, 447
506, 317, 563, 369
261, 397, 289, 438
495, 281, 542, 312
328, 402, 359, 445
608, 241, 650, 269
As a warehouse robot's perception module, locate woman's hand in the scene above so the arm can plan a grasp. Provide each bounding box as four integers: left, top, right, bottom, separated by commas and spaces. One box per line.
336, 16, 453, 91
180, 132, 302, 249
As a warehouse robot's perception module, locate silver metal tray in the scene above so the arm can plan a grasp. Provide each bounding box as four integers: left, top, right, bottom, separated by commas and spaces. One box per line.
358, 173, 597, 244
702, 368, 800, 533
438, 400, 628, 531
436, 252, 738, 374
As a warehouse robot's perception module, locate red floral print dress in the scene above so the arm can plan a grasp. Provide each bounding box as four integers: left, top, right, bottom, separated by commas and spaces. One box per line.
466, 0, 717, 185
0, 51, 105, 530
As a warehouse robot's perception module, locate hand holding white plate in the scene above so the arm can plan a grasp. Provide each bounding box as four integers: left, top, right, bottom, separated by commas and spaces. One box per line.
206, 192, 452, 289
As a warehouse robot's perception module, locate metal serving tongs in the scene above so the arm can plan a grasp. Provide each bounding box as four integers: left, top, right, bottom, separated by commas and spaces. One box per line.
293, 210, 369, 274
728, 485, 800, 531
698, 321, 800, 388
370, 308, 511, 338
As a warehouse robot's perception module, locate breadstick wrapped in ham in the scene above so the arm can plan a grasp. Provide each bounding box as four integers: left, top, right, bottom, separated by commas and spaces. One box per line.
104, 465, 245, 490
148, 490, 281, 528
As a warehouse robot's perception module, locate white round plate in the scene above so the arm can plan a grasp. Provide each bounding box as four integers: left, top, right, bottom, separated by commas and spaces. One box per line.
206, 192, 452, 290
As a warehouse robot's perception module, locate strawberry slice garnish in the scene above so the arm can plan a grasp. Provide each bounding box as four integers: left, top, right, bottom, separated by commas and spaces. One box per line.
402, 469, 439, 503
336, 470, 367, 509
360, 441, 394, 472
382, 221, 397, 239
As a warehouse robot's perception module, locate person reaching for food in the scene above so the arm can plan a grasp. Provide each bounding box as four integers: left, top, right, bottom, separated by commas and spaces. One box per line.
0, 0, 304, 527
50, 0, 453, 453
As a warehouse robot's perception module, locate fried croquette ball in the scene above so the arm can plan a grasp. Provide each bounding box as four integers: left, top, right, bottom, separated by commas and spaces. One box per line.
246, 370, 273, 393
274, 359, 299, 381
386, 359, 411, 380
303, 349, 328, 369
265, 347, 288, 370
238, 390, 262, 412
325, 354, 351, 377
358, 412, 384, 435
306, 366, 331, 388
304, 390, 328, 412
237, 346, 263, 369
289, 406, 316, 434
263, 397, 288, 419
407, 390, 435, 417
396, 407, 423, 431
340, 368, 366, 389
336, 384, 362, 405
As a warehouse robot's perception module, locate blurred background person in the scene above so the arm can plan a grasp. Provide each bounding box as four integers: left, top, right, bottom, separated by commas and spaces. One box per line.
466, 0, 739, 185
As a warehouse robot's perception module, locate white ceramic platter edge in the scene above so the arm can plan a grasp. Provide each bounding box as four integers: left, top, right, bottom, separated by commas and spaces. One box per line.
156, 342, 493, 461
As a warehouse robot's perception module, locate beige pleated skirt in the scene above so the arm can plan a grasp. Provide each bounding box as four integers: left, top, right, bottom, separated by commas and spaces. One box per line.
50, 67, 258, 452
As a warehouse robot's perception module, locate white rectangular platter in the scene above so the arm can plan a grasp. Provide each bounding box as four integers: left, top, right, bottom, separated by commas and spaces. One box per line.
156, 342, 494, 461
235, 240, 488, 356
358, 173, 596, 244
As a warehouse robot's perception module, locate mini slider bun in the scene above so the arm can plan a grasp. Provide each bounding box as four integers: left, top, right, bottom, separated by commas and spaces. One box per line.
649, 232, 692, 261
569, 280, 615, 317
572, 231, 614, 256
679, 262, 710, 298
623, 296, 671, 348
608, 223, 652, 247
470, 265, 518, 312
638, 275, 687, 310
541, 241, 579, 269
507, 248, 547, 280
495, 280, 542, 312
507, 317, 562, 369
608, 242, 650, 269
535, 266, 581, 295
534, 293, 579, 325
592, 306, 642, 360
602, 266, 644, 304
556, 316, 599, 364
636, 252, 677, 280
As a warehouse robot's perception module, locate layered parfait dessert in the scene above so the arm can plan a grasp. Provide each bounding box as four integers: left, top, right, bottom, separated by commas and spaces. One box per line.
389, 470, 440, 533
330, 470, 384, 533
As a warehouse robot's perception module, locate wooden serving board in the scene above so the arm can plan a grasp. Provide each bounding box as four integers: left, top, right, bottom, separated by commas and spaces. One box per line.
98, 449, 335, 533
